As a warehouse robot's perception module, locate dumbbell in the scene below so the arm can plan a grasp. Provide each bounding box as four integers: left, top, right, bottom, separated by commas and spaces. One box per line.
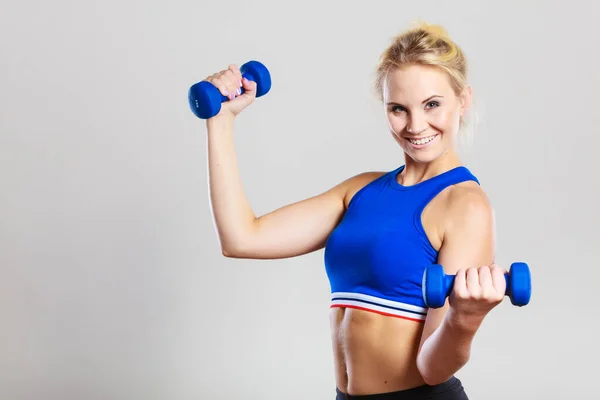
188, 60, 271, 119
422, 262, 532, 309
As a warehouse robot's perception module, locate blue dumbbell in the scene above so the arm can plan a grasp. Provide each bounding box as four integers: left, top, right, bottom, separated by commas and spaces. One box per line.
422, 262, 532, 309
188, 60, 271, 119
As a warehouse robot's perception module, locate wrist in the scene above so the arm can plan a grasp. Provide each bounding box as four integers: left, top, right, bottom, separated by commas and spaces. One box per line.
206, 113, 235, 132
446, 307, 484, 335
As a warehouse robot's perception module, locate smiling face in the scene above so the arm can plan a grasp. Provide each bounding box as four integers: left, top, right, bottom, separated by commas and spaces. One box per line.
383, 64, 471, 164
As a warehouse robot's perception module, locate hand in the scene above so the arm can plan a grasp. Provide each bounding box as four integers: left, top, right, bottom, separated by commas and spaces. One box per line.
448, 264, 506, 323
205, 64, 257, 118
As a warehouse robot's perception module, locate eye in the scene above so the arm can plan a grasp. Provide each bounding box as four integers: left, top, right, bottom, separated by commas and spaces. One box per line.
390, 105, 406, 113
426, 101, 440, 109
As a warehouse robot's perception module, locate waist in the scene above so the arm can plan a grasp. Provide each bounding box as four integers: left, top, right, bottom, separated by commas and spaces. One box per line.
329, 307, 427, 394
335, 376, 465, 399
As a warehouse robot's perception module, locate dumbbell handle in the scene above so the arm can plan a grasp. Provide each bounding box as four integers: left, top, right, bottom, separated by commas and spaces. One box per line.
440, 273, 512, 299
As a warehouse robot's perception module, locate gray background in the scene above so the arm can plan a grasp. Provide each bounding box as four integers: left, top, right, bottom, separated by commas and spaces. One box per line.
1, 0, 598, 399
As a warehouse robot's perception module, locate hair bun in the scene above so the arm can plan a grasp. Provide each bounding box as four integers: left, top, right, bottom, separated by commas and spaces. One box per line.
412, 20, 451, 41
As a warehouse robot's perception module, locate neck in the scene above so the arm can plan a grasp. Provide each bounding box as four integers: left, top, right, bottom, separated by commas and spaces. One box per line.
399, 149, 462, 186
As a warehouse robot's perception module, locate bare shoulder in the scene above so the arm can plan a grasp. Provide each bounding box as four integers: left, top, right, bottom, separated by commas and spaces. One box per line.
443, 181, 494, 233
342, 171, 387, 208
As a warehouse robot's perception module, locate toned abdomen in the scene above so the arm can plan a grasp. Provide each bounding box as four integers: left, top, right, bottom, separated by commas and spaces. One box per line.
330, 307, 427, 395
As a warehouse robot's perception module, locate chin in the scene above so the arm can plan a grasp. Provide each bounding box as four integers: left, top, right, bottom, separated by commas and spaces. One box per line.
406, 151, 442, 164
402, 143, 440, 163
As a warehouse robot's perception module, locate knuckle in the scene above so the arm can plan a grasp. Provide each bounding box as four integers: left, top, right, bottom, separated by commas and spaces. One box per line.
232, 67, 242, 78
456, 291, 469, 301
453, 287, 467, 299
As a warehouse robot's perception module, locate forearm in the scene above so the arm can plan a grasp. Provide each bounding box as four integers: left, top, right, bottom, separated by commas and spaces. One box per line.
417, 308, 482, 385
206, 116, 256, 254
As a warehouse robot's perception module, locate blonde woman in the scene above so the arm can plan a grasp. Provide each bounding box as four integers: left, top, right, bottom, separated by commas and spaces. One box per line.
203, 22, 505, 400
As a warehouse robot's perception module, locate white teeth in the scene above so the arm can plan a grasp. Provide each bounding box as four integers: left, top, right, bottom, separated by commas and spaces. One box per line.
408, 135, 437, 145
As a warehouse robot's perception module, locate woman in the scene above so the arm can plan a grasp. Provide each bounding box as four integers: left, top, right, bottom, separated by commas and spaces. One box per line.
203, 21, 507, 400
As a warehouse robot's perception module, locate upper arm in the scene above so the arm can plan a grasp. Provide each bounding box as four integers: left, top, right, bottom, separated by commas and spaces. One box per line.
228, 171, 383, 259
418, 185, 496, 349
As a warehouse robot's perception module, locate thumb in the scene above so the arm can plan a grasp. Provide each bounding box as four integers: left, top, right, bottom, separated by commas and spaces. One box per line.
226, 77, 256, 114
239, 77, 257, 98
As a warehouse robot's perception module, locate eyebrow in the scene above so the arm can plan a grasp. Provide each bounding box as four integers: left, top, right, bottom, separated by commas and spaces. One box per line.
386, 95, 444, 106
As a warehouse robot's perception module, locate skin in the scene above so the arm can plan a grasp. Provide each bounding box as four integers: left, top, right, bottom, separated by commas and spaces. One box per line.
204, 63, 507, 394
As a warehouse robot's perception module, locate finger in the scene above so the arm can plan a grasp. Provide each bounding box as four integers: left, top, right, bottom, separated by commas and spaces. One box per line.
491, 263, 508, 275
221, 70, 240, 99
211, 75, 231, 98
228, 64, 243, 89
466, 267, 480, 298
478, 265, 493, 299
452, 268, 467, 299
241, 77, 257, 95
206, 70, 229, 97
490, 265, 507, 295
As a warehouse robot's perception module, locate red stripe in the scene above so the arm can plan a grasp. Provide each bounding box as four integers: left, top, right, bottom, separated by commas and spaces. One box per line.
330, 304, 425, 323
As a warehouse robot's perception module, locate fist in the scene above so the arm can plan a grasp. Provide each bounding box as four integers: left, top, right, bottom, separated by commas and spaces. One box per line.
205, 64, 257, 118
449, 264, 506, 318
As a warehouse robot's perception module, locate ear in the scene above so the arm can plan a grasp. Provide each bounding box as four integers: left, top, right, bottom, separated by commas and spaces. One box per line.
459, 84, 473, 117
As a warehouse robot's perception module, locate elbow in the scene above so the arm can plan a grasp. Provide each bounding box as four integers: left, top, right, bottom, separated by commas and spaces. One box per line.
213, 231, 248, 258
219, 237, 254, 258
417, 364, 444, 387
220, 243, 245, 258
216, 222, 258, 258
221, 247, 235, 258
221, 248, 249, 259
420, 373, 450, 387
417, 354, 470, 386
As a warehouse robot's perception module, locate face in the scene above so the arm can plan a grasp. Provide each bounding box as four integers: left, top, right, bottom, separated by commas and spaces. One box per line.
382, 65, 471, 164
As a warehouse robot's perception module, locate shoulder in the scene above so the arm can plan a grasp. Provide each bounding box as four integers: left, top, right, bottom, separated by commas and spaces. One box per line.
339, 171, 387, 209
347, 171, 388, 188
442, 181, 495, 237
433, 180, 496, 275
316, 171, 386, 211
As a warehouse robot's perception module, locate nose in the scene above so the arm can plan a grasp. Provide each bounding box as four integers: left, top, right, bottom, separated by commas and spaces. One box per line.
407, 114, 428, 134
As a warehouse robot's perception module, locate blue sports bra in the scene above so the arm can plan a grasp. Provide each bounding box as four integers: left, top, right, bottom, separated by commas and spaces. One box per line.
323, 165, 479, 322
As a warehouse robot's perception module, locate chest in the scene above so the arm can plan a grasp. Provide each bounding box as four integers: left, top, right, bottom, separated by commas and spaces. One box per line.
324, 203, 440, 290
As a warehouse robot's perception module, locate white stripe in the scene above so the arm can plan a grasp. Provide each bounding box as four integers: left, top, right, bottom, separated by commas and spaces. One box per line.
331, 299, 426, 321
331, 292, 427, 313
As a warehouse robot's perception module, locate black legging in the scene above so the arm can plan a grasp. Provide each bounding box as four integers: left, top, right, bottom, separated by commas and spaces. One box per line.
335, 377, 469, 400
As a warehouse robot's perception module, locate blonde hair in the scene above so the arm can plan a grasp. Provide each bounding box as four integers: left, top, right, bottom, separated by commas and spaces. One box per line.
374, 21, 478, 144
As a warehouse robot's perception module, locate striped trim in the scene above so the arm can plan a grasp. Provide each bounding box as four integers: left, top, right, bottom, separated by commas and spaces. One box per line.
330, 292, 428, 322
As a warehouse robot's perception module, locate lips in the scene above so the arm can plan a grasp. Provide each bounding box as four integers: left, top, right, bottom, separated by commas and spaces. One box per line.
406, 134, 439, 146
